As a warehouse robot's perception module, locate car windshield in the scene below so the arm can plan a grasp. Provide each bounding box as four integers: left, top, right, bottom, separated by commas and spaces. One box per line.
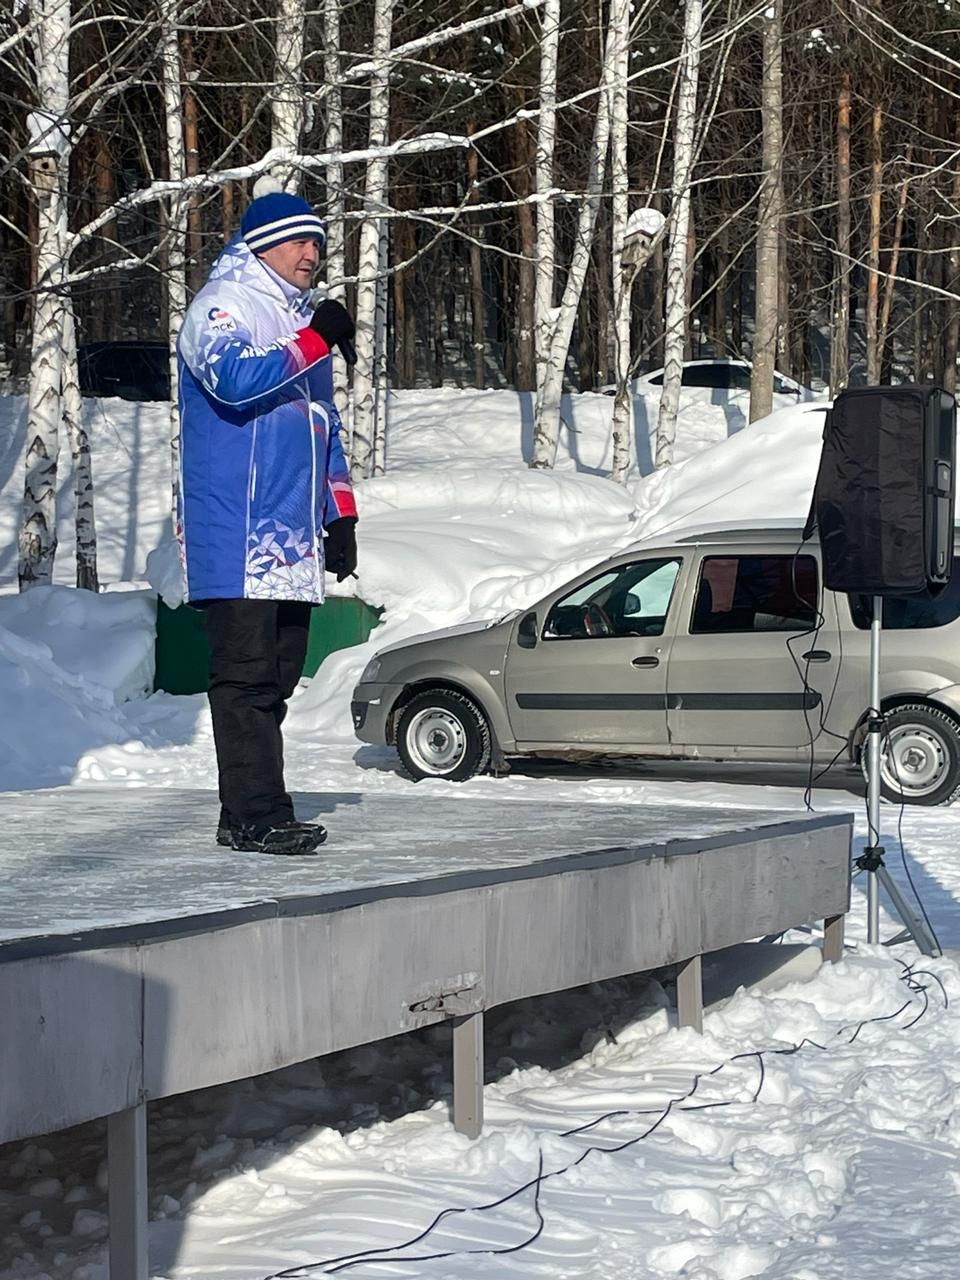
544, 558, 682, 639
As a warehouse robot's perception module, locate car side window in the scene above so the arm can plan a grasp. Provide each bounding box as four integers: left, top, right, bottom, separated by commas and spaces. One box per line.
690, 555, 819, 634
544, 558, 682, 640
848, 562, 960, 629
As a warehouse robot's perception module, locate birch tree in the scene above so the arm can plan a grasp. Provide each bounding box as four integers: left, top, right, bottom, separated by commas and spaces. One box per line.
18, 0, 71, 589
161, 0, 188, 526
529, 0, 560, 467
830, 71, 852, 395
877, 144, 912, 377
373, 224, 389, 476
749, 0, 783, 423
61, 299, 98, 590
531, 5, 619, 470
350, 0, 394, 481
272, 0, 306, 192
608, 0, 632, 482
864, 104, 883, 385
655, 0, 701, 469
323, 0, 349, 423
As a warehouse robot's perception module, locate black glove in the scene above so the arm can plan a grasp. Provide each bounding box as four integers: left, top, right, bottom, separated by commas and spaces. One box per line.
310, 299, 357, 366
324, 516, 358, 582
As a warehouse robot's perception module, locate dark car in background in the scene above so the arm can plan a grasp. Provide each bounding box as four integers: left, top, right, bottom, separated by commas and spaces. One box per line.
77, 341, 170, 401
636, 358, 816, 399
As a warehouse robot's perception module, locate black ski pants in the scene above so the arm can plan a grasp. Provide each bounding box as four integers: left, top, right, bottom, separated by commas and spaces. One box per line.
203, 598, 313, 833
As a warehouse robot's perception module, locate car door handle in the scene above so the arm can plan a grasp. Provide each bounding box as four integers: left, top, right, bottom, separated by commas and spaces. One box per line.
802, 649, 832, 662
632, 655, 660, 668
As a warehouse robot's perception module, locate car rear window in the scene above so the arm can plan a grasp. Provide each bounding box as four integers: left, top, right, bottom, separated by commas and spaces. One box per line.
691, 555, 819, 633
848, 562, 960, 629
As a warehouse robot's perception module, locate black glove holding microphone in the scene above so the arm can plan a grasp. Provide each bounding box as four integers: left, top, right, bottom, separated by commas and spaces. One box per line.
309, 298, 357, 366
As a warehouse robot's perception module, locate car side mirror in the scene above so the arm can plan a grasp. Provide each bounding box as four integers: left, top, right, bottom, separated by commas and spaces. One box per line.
517, 612, 538, 649
623, 591, 641, 616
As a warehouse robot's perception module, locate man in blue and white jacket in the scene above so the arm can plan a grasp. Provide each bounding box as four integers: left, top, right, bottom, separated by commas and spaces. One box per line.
177, 180, 358, 856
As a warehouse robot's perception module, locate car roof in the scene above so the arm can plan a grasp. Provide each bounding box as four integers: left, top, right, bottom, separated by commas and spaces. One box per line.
617, 518, 960, 557
618, 519, 810, 555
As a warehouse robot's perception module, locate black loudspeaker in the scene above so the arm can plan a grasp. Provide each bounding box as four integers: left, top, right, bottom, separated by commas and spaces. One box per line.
805, 384, 956, 595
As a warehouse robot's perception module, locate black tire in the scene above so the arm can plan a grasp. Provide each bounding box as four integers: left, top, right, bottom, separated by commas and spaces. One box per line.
396, 689, 492, 782
868, 703, 960, 806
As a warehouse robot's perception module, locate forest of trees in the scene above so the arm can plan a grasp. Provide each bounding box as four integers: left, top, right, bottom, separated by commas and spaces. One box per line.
2, 0, 960, 586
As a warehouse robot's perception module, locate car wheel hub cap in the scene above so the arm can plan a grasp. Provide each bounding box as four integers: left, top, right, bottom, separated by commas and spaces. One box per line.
881, 727, 946, 796
407, 709, 466, 774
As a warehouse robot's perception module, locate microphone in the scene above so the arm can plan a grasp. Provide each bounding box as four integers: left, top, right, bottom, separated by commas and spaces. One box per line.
338, 335, 358, 367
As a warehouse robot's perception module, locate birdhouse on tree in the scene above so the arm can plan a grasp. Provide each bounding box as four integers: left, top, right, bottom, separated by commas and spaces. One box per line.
26, 109, 70, 199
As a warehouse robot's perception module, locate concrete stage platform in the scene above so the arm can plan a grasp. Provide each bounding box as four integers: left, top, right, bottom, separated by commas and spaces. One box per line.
0, 788, 852, 1279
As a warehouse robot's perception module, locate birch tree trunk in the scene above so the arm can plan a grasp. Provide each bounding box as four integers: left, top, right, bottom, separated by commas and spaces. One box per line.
272, 0, 306, 192
530, 0, 560, 466
324, 0, 349, 426
878, 144, 912, 374
350, 0, 394, 481
19, 0, 71, 590
61, 295, 98, 590
749, 0, 783, 423
532, 4, 617, 470
655, 0, 702, 468
830, 72, 852, 395
508, 115, 536, 391
467, 124, 485, 390
865, 104, 883, 384
392, 198, 417, 387
609, 0, 632, 482
944, 144, 960, 395
162, 2, 188, 528
373, 224, 389, 475
182, 30, 203, 295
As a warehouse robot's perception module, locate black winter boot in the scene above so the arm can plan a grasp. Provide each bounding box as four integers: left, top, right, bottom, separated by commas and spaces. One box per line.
216, 807, 234, 847
229, 819, 327, 855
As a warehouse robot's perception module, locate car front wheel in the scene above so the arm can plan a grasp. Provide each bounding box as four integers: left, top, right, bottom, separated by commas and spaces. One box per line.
866, 703, 960, 806
397, 689, 492, 782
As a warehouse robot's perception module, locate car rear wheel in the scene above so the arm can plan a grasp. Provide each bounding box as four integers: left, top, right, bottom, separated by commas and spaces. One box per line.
397, 689, 492, 782
865, 703, 960, 806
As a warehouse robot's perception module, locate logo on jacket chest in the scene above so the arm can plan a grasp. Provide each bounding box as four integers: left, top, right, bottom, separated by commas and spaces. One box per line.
206, 306, 237, 333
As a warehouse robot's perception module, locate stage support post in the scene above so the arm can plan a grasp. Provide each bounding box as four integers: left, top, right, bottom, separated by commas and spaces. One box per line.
823, 913, 845, 963
676, 953, 703, 1033
108, 1101, 148, 1280
452, 1011, 484, 1138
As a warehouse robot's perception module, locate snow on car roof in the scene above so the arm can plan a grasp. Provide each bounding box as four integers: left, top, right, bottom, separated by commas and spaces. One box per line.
617, 518, 813, 555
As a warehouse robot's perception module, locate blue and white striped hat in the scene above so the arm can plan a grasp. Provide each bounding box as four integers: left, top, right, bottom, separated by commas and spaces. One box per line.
241, 177, 325, 254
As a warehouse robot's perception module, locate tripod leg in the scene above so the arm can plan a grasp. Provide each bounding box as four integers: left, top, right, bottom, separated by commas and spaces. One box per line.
872, 864, 938, 957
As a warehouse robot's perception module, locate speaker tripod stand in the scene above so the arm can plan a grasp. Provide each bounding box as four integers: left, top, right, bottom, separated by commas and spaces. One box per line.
858, 595, 938, 956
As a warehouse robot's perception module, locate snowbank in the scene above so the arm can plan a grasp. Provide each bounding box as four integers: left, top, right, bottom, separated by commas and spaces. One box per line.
0, 587, 157, 790
0, 585, 155, 703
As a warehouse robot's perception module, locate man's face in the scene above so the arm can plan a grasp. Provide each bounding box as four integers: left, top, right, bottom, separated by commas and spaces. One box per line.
258, 236, 321, 288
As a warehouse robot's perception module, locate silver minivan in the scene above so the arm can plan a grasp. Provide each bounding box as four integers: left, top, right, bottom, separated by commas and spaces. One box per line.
351, 525, 960, 804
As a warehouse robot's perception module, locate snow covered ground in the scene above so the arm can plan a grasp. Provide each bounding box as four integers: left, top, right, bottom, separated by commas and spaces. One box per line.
0, 387, 959, 1280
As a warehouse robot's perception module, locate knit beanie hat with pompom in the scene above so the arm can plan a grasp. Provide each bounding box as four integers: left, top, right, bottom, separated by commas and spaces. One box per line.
240, 175, 326, 254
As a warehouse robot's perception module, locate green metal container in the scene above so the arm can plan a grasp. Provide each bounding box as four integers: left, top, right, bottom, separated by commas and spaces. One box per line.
154, 596, 383, 695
